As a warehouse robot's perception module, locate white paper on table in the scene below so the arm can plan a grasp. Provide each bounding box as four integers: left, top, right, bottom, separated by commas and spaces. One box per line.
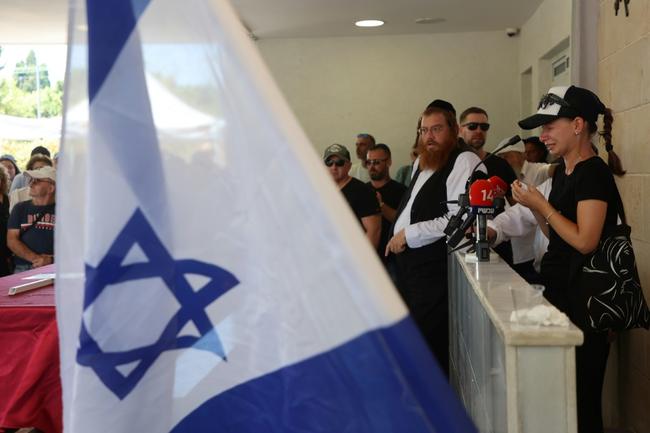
23, 273, 56, 280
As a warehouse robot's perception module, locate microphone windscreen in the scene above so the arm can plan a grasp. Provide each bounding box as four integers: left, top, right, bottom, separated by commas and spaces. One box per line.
469, 179, 494, 207
488, 176, 508, 197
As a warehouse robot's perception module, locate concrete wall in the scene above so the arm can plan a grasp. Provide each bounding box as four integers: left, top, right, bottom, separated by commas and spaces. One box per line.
257, 32, 520, 169
518, 0, 572, 118
598, 1, 650, 432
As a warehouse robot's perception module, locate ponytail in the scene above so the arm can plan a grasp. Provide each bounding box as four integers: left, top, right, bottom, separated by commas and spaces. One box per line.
599, 108, 626, 176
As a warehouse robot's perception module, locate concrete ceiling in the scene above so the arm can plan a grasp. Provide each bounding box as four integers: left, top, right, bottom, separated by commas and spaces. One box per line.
0, 0, 543, 44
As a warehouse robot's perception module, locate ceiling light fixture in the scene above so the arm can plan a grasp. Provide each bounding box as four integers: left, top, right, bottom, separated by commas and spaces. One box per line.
355, 19, 384, 28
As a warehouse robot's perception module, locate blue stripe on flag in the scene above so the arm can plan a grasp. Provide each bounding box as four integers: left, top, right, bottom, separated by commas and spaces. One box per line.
86, 0, 151, 101
171, 317, 476, 433
86, 0, 169, 224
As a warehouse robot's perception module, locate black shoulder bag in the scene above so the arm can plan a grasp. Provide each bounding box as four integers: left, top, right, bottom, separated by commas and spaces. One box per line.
577, 188, 650, 332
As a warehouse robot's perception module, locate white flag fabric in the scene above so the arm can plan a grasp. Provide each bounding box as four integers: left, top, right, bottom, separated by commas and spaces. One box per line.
56, 0, 477, 432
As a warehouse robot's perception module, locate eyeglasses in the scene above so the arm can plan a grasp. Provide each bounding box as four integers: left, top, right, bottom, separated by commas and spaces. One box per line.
325, 159, 346, 167
418, 125, 445, 135
462, 122, 490, 131
367, 158, 388, 166
538, 93, 571, 110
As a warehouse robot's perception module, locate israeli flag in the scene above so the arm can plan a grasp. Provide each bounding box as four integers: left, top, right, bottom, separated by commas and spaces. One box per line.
56, 0, 477, 431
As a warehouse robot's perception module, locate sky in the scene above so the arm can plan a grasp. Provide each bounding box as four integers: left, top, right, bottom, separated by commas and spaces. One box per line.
0, 44, 68, 84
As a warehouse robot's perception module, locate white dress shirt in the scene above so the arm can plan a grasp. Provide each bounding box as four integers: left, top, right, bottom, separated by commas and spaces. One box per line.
394, 151, 485, 249
488, 179, 552, 271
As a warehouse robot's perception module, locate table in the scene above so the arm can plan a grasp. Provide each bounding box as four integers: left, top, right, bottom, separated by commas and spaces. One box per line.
0, 265, 61, 433
449, 252, 582, 433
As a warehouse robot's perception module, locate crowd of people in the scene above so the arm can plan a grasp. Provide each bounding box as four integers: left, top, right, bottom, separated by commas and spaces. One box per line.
0, 146, 57, 276
323, 85, 625, 433
0, 85, 626, 433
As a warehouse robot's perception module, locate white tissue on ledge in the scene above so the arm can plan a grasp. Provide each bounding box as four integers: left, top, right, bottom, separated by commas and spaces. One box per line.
510, 304, 570, 327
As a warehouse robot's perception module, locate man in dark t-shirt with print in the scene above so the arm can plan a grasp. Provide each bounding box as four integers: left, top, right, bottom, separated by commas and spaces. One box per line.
8, 166, 56, 273
324, 144, 381, 249
365, 144, 406, 262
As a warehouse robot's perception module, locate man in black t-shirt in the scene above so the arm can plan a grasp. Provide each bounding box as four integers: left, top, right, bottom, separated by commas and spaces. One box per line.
7, 166, 56, 273
365, 144, 406, 261
324, 144, 381, 249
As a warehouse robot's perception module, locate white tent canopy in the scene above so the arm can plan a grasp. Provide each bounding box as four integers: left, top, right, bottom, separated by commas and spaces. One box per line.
1, 74, 217, 141
0, 114, 62, 140
66, 73, 218, 140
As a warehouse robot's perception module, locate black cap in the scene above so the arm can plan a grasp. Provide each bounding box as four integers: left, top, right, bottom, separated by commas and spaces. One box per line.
427, 99, 456, 116
31, 145, 51, 157
518, 85, 606, 130
323, 144, 351, 162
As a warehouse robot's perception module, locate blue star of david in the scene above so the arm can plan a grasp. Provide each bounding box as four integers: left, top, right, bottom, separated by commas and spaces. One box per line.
76, 209, 239, 399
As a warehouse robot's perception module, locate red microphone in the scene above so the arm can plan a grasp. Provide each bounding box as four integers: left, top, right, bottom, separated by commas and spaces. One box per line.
469, 179, 494, 209
488, 176, 508, 199
469, 179, 495, 261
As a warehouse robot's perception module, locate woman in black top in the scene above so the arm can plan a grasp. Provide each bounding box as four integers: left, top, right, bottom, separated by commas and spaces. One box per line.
512, 85, 625, 433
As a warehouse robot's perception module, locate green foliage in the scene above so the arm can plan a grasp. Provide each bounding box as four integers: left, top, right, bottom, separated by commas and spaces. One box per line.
39, 86, 63, 118
0, 77, 63, 118
14, 50, 51, 92
0, 79, 35, 117
0, 48, 62, 119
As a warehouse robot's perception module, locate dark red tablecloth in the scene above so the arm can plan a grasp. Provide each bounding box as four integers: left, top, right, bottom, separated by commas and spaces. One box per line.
0, 265, 62, 433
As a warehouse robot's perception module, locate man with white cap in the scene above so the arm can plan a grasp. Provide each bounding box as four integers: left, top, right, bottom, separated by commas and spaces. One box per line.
7, 166, 56, 272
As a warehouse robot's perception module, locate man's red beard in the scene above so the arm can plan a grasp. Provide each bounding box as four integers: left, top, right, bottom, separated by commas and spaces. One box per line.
418, 137, 455, 170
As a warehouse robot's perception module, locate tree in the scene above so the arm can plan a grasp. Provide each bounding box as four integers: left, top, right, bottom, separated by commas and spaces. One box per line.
0, 79, 34, 117
0, 77, 63, 118
0, 49, 62, 118
14, 50, 51, 92
40, 85, 63, 117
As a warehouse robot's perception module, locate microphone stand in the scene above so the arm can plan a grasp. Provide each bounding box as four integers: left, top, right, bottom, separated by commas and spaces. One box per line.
446, 135, 520, 252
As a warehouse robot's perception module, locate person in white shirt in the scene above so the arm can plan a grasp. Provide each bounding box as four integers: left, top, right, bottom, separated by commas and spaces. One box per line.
487, 179, 553, 281
385, 105, 485, 375
349, 133, 374, 182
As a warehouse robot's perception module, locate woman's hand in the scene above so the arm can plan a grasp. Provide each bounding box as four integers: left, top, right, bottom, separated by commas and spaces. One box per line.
511, 180, 547, 212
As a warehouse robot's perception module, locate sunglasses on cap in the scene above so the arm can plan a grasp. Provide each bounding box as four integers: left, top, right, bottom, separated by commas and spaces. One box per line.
462, 122, 490, 131
538, 93, 571, 110
325, 159, 346, 167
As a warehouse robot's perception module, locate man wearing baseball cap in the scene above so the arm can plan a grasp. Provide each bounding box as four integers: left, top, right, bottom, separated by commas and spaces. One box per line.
7, 166, 56, 272
324, 143, 381, 249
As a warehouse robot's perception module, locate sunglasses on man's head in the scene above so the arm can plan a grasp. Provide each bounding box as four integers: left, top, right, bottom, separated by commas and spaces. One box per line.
325, 159, 346, 167
538, 93, 571, 110
462, 122, 490, 131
